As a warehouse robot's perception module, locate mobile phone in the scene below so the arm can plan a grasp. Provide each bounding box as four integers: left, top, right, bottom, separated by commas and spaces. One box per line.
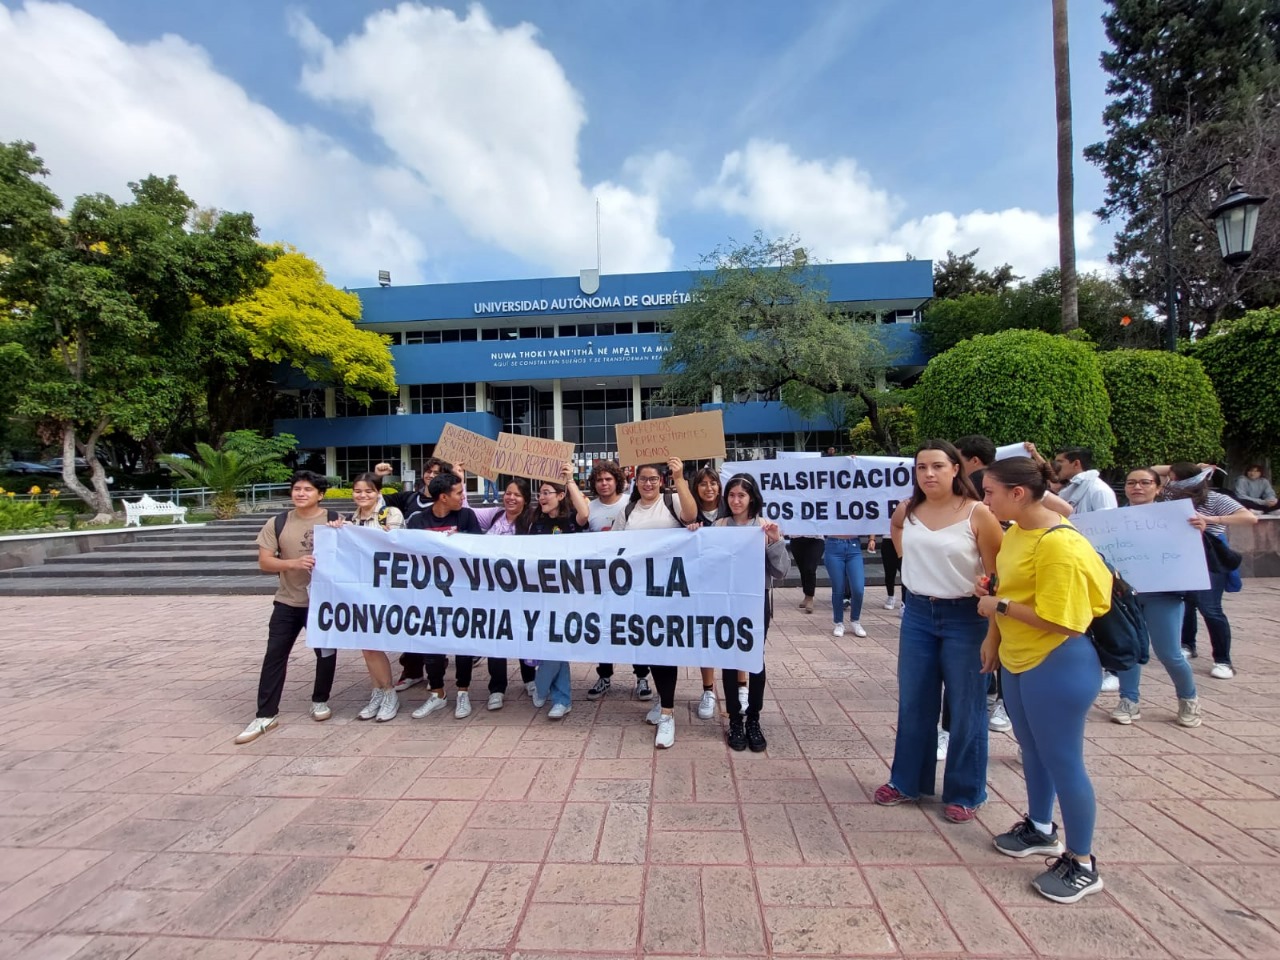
984, 573, 999, 594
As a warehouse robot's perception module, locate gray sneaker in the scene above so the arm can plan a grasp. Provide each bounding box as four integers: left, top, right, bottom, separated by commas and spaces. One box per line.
1109, 698, 1141, 725
357, 688, 385, 721
993, 817, 1064, 859
1032, 854, 1103, 904
1177, 696, 1202, 728
375, 689, 399, 722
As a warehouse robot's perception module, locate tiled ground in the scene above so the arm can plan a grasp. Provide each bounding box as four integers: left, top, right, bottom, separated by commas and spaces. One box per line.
2, 584, 1280, 959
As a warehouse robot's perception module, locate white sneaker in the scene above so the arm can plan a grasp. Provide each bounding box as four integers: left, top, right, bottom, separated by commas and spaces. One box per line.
234, 716, 277, 744
832, 623, 845, 638
936, 729, 950, 761
1100, 672, 1120, 693
547, 702, 571, 720
989, 701, 1012, 733
375, 689, 399, 722
738, 686, 749, 713
697, 690, 716, 720
310, 702, 332, 722
357, 688, 384, 721
487, 692, 504, 711
525, 681, 538, 700
412, 693, 448, 719
655, 713, 675, 749
645, 702, 663, 725
454, 691, 472, 719
1211, 663, 1236, 679
394, 675, 422, 692
850, 622, 867, 638
883, 597, 897, 610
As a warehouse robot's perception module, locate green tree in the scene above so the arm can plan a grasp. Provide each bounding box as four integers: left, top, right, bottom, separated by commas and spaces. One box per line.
660, 234, 903, 451
1191, 306, 1280, 464
915, 329, 1116, 466
1097, 350, 1224, 468
0, 142, 271, 521
847, 404, 919, 456
158, 442, 280, 519
930, 249, 1019, 301
1085, 0, 1280, 334
220, 429, 299, 483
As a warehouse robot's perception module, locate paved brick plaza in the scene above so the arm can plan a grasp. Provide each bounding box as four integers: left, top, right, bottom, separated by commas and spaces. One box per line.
2, 584, 1280, 959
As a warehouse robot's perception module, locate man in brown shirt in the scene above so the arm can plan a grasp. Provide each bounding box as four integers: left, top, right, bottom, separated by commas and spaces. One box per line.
235, 471, 337, 744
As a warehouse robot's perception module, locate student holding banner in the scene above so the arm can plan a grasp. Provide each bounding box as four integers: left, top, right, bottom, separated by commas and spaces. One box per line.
691, 466, 737, 719
615, 458, 698, 749
585, 460, 654, 702
522, 465, 592, 719
1110, 468, 1201, 727
877, 441, 1002, 823
976, 456, 1112, 904
714, 474, 791, 751
483, 479, 538, 710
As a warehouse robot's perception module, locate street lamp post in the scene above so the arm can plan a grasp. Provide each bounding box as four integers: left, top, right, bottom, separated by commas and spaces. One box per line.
1160, 161, 1268, 351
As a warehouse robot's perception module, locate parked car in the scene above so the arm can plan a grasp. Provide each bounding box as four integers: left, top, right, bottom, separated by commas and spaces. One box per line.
43, 457, 90, 472
4, 460, 56, 475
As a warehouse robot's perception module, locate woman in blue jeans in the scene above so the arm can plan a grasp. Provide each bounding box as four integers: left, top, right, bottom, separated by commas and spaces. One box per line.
824, 536, 866, 637
876, 440, 1002, 823
1110, 468, 1200, 727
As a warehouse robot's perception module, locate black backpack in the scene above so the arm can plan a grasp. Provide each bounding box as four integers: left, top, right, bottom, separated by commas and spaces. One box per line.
273, 509, 340, 556
1039, 525, 1150, 672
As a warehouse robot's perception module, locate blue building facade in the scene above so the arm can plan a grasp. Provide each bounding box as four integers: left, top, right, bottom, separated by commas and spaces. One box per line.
273, 260, 933, 481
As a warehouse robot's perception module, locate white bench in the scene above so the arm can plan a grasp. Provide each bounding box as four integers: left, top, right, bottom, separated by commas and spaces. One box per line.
124, 495, 188, 527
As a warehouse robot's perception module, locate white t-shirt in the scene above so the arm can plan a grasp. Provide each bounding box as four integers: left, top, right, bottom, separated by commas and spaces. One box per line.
615, 497, 683, 531
588, 497, 627, 532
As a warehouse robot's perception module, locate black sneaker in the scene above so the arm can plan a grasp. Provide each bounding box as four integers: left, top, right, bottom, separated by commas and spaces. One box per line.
745, 716, 767, 752
586, 676, 611, 700
635, 677, 653, 700
727, 715, 747, 751
993, 817, 1065, 859
1032, 854, 1103, 903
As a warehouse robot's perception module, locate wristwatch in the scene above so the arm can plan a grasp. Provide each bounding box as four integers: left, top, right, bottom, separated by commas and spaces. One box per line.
996, 598, 1010, 616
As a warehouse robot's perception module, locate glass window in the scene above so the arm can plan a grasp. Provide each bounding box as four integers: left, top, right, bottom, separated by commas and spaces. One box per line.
481, 328, 499, 341
334, 445, 401, 482
334, 390, 398, 417
407, 383, 477, 415
637, 321, 657, 334
615, 322, 633, 334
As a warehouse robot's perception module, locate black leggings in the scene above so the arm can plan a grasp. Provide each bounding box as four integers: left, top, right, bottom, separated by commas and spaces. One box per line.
650, 664, 678, 709
487, 658, 536, 693
880, 539, 902, 599
791, 537, 824, 597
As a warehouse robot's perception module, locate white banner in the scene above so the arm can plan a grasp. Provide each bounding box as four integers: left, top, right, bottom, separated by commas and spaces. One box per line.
718, 456, 914, 536
1068, 499, 1209, 593
305, 525, 766, 671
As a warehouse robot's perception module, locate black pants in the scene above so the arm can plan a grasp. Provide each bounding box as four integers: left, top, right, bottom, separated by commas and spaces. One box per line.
487, 658, 536, 693
256, 602, 336, 718
791, 537, 824, 597
1237, 497, 1277, 513
880, 539, 902, 599
425, 654, 474, 690
650, 664, 678, 709
724, 628, 767, 718
399, 651, 426, 680
595, 662, 650, 679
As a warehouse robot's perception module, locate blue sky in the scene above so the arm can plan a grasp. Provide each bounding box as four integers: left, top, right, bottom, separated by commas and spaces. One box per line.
0, 0, 1118, 289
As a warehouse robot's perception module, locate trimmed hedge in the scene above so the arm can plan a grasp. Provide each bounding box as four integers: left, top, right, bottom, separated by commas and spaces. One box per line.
1192, 307, 1280, 464
1098, 350, 1223, 470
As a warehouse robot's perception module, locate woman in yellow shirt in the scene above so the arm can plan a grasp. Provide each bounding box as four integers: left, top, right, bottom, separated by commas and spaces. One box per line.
976, 457, 1112, 904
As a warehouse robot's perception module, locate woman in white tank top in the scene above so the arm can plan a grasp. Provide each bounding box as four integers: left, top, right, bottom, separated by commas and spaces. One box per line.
875, 440, 1002, 823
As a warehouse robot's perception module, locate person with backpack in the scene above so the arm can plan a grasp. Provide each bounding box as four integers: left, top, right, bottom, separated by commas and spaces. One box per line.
976, 456, 1112, 904
690, 465, 735, 719
235, 471, 341, 745
614, 458, 697, 749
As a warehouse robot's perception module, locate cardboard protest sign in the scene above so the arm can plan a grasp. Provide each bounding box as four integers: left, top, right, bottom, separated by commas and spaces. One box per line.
491, 432, 575, 484
308, 524, 766, 670
433, 423, 500, 482
615, 410, 726, 467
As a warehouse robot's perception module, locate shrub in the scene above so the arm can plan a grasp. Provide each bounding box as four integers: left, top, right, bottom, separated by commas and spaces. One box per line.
1098, 350, 1223, 470
915, 329, 1116, 466
847, 405, 919, 456
1192, 307, 1280, 465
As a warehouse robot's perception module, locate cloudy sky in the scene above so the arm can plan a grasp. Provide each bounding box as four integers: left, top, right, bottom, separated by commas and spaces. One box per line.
0, 0, 1117, 289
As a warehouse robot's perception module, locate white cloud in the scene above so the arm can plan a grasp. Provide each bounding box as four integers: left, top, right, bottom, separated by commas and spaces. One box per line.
699, 139, 1100, 278
0, 1, 430, 287
293, 4, 673, 275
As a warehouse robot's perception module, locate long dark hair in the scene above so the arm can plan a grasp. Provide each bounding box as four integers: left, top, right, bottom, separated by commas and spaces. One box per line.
724, 474, 764, 520
501, 478, 536, 533
536, 479, 571, 518
904, 439, 978, 519
1166, 461, 1209, 508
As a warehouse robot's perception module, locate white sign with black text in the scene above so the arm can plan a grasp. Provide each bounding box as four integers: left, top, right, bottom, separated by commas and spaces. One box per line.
1068, 499, 1210, 593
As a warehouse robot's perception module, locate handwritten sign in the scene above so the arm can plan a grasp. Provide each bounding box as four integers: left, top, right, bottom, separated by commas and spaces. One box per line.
1069, 499, 1209, 593
615, 411, 726, 467
492, 433, 575, 484
433, 423, 500, 482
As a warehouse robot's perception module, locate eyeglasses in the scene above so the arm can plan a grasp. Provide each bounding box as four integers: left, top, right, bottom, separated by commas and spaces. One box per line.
637, 476, 662, 485
1124, 479, 1156, 487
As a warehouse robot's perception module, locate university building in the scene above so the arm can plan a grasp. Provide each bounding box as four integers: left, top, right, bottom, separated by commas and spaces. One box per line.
273, 260, 933, 484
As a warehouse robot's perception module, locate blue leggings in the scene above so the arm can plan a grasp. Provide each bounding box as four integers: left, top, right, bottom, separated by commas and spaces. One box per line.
1001, 634, 1099, 857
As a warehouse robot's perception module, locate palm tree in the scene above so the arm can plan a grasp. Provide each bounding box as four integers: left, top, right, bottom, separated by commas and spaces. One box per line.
1053, 0, 1079, 332
157, 442, 280, 519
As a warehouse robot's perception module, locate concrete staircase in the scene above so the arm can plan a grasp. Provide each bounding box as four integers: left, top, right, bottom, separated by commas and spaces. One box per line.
0, 506, 883, 596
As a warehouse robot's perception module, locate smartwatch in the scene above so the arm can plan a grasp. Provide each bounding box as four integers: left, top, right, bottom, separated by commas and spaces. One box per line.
996, 598, 1010, 616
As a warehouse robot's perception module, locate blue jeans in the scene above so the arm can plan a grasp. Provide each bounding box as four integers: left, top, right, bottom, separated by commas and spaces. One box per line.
1118, 592, 1196, 702
1002, 634, 1099, 857
1182, 569, 1232, 665
535, 660, 571, 707
888, 594, 988, 806
823, 538, 865, 622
